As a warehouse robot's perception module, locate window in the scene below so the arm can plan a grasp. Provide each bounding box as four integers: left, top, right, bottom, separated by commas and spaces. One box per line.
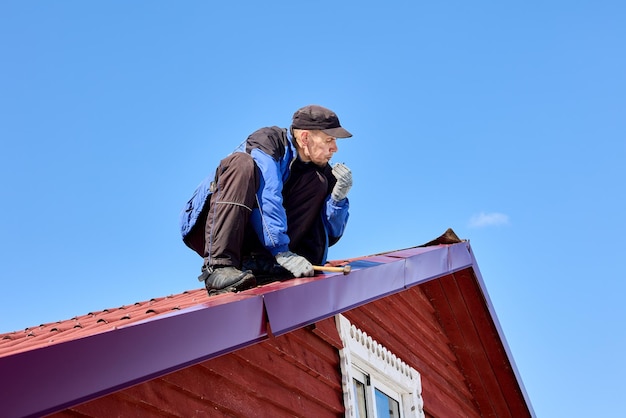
337, 314, 425, 418
352, 366, 402, 418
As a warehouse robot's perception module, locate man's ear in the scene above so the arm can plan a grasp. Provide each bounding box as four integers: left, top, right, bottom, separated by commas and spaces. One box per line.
299, 130, 310, 147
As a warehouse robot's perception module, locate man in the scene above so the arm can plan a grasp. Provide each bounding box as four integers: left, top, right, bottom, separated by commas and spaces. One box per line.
180, 105, 353, 295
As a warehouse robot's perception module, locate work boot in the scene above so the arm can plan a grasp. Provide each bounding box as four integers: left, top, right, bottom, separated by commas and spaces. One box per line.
200, 266, 256, 296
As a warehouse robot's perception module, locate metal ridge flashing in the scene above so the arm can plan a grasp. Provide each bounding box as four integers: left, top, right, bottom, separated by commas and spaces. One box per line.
264, 256, 407, 336
404, 241, 474, 288
0, 294, 266, 418
264, 243, 471, 336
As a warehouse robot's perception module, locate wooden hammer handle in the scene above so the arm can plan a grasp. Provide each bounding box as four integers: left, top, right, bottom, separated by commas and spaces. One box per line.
313, 265, 351, 274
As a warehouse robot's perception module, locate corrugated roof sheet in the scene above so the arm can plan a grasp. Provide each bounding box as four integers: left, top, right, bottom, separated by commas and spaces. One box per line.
0, 290, 209, 357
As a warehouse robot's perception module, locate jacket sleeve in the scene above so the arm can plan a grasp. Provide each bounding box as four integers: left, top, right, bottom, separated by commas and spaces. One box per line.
249, 147, 291, 255
324, 196, 350, 246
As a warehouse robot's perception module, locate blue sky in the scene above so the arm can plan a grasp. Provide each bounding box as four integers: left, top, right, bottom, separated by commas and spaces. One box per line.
1, 2, 624, 416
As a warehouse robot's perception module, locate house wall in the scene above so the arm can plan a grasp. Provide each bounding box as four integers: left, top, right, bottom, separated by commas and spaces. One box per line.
49, 317, 345, 418
50, 284, 481, 418
343, 284, 483, 418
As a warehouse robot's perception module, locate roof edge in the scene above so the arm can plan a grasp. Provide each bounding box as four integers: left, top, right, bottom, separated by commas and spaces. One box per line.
0, 295, 266, 418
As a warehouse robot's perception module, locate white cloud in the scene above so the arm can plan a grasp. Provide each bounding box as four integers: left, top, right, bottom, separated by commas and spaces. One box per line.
468, 212, 510, 228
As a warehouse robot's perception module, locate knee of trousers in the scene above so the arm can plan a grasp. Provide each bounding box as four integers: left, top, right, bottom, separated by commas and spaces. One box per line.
222, 152, 255, 173
217, 152, 260, 190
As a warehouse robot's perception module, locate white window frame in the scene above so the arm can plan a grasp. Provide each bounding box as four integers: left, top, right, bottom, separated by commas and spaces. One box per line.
336, 314, 425, 418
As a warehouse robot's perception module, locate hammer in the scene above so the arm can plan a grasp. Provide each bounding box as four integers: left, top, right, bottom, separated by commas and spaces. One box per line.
313, 265, 352, 275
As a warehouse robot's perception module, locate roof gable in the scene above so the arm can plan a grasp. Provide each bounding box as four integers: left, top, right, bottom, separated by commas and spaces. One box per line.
0, 238, 534, 418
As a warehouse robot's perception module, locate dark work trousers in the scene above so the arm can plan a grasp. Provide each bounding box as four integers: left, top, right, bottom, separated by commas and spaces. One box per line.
204, 152, 330, 270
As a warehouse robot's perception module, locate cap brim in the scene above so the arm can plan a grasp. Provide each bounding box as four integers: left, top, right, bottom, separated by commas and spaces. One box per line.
322, 127, 352, 138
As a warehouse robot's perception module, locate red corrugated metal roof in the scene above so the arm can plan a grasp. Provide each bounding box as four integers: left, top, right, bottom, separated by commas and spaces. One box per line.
0, 238, 535, 418
0, 290, 209, 357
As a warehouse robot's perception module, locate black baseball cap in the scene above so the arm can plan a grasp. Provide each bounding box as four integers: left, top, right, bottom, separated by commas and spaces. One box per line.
291, 105, 352, 138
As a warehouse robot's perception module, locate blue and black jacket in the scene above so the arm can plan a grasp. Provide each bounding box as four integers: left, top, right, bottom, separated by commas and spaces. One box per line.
180, 126, 349, 264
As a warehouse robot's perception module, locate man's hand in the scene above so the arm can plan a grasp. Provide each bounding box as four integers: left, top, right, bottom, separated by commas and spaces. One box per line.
331, 163, 352, 201
275, 251, 314, 277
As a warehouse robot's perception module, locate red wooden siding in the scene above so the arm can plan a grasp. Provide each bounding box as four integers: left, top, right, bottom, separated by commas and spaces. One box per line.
344, 276, 483, 418
421, 269, 531, 418
49, 317, 345, 418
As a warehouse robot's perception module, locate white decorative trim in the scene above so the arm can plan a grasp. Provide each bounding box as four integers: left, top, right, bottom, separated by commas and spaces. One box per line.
336, 314, 425, 418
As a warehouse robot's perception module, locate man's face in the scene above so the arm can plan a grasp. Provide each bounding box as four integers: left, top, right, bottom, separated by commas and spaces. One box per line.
301, 131, 338, 167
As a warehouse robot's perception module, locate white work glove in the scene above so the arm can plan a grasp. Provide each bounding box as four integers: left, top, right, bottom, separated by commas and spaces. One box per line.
275, 251, 314, 277
331, 163, 352, 201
